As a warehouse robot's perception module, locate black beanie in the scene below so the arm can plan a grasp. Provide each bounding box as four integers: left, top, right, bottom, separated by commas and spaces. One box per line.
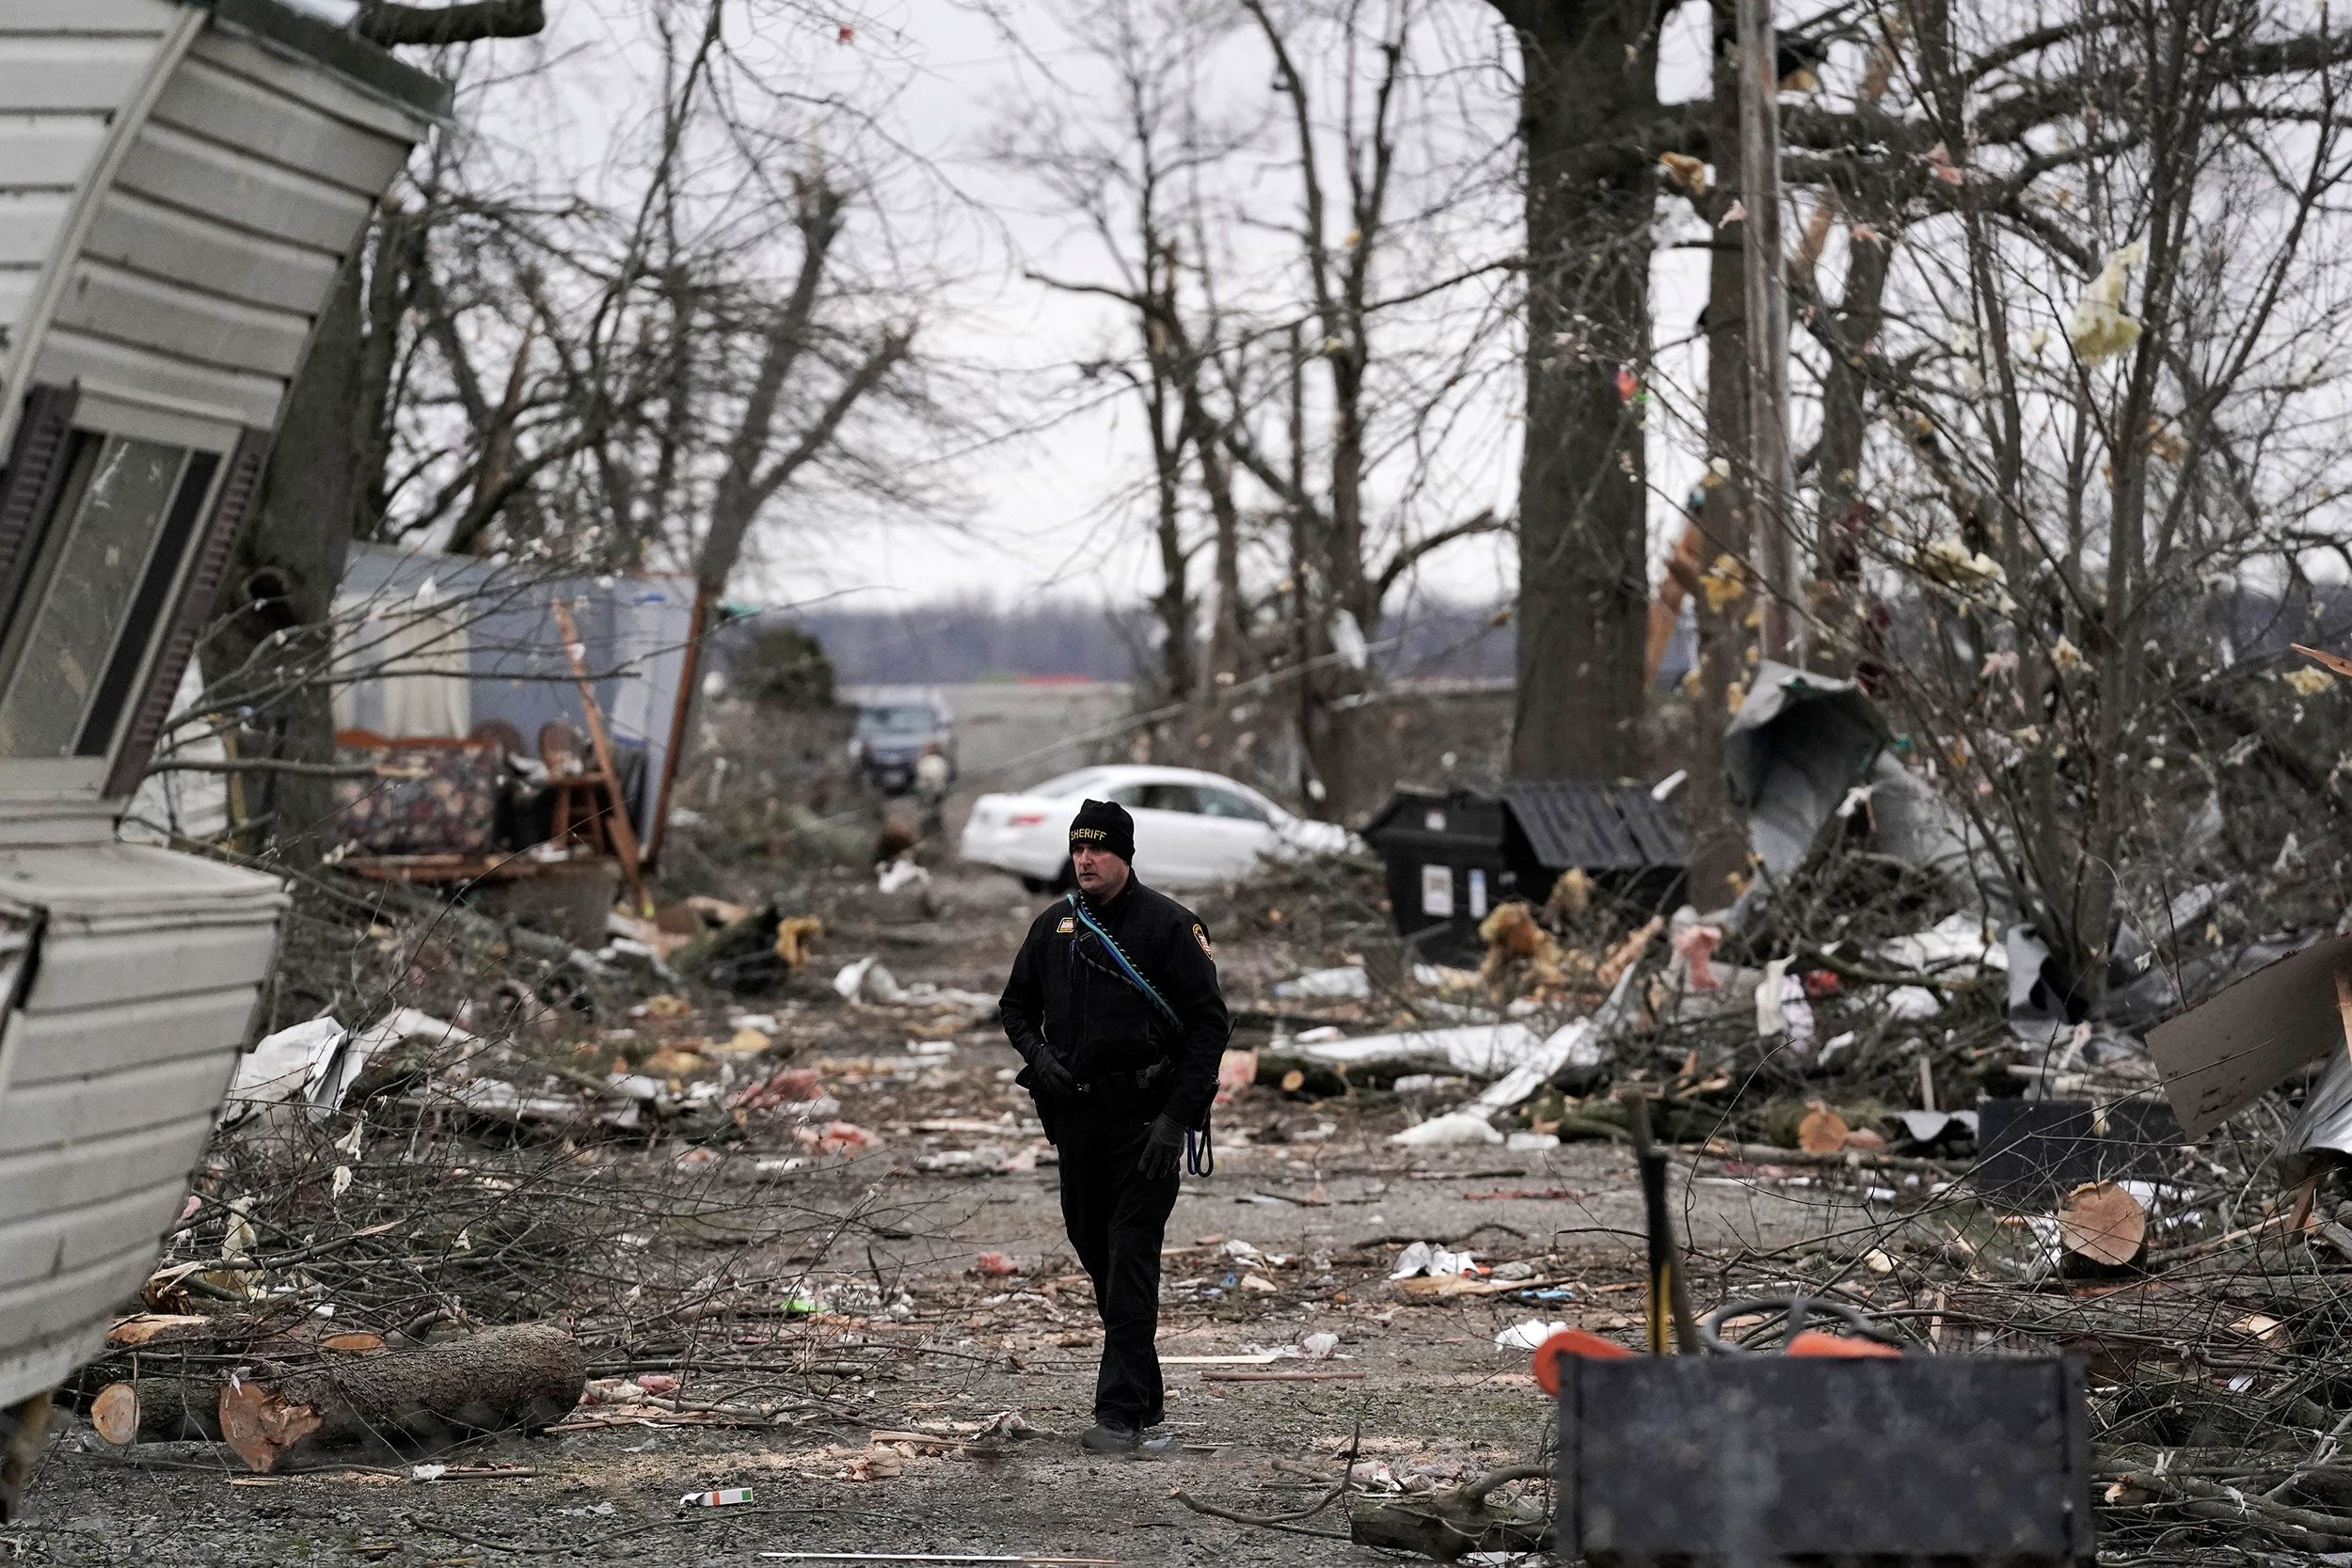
1069, 798, 1136, 863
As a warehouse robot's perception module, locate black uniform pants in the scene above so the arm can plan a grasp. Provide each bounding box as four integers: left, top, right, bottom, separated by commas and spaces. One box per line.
1056, 1113, 1181, 1428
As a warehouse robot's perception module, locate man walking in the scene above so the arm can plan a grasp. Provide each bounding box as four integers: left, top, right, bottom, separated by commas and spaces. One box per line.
999, 799, 1229, 1453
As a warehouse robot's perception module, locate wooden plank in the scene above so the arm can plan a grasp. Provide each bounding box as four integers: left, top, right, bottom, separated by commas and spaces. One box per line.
0, 115, 110, 190
35, 324, 283, 430
0, 35, 158, 115
152, 55, 414, 197
55, 256, 313, 378
24, 920, 279, 1010
84, 188, 338, 313
8, 987, 257, 1085
551, 598, 652, 915
189, 26, 434, 145
0, 1174, 187, 1280
0, 0, 174, 33
0, 193, 71, 266
0, 1111, 214, 1216
115, 119, 373, 253
0, 1051, 237, 1154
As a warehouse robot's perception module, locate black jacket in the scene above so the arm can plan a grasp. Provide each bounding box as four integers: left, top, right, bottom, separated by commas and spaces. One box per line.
998, 876, 1230, 1135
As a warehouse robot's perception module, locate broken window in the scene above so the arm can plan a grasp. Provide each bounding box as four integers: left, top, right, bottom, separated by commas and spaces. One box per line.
0, 434, 220, 761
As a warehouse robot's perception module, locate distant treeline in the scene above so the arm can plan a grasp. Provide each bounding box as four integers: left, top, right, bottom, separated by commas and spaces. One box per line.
712, 594, 1518, 688
711, 580, 2352, 693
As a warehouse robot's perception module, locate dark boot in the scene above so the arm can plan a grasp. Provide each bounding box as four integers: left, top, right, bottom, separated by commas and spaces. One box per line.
1078, 1417, 1139, 1453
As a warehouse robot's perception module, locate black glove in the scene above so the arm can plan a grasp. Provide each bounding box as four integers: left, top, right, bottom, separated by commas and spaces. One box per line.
1136, 1115, 1186, 1181
1025, 1049, 1078, 1099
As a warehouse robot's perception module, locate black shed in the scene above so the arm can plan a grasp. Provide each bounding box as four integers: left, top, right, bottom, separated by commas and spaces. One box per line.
1362, 782, 1687, 963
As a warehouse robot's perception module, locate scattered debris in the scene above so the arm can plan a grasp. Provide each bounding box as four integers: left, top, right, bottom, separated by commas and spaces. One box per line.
1391, 1112, 1502, 1147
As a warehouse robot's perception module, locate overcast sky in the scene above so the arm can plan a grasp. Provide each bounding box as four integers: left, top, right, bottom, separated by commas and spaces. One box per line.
514, 0, 1731, 618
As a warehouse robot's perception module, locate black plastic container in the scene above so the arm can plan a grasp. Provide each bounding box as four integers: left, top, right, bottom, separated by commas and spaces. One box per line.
1553, 1354, 2094, 1566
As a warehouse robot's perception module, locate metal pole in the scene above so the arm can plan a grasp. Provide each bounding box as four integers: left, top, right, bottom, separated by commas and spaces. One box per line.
1288, 323, 1312, 800
1737, 0, 1799, 664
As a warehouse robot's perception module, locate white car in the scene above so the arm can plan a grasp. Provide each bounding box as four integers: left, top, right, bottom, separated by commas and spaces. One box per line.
961, 765, 1356, 891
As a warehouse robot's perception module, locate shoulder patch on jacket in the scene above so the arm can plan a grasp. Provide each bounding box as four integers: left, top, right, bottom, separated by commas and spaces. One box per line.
1057, 915, 1075, 935
1192, 923, 1215, 959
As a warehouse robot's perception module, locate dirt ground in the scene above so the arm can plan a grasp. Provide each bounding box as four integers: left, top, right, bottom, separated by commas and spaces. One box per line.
5, 862, 1860, 1567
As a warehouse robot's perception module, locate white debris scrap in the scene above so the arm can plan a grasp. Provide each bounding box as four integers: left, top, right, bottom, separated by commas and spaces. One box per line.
1299, 1023, 1545, 1077
1885, 986, 1944, 1020
2068, 241, 2144, 363
1470, 1020, 1604, 1112
221, 1015, 397, 1126
834, 956, 906, 1004
1391, 1111, 1504, 1147
1389, 1242, 1477, 1280
1872, 913, 2008, 978
1272, 965, 1371, 1001
1494, 1320, 1568, 1353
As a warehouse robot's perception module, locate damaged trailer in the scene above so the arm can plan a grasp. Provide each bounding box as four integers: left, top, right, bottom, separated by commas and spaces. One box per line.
0, 0, 446, 1513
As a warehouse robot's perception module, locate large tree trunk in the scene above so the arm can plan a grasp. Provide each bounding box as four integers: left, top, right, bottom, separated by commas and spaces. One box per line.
218, 1323, 586, 1473
1505, 0, 1658, 782
202, 256, 372, 869
1685, 18, 1754, 909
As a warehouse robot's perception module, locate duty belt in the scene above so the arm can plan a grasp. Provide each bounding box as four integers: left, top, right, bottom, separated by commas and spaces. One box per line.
1070, 1057, 1168, 1096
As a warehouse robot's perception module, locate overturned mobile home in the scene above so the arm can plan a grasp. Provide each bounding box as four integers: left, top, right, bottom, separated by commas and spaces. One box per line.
0, 0, 444, 1512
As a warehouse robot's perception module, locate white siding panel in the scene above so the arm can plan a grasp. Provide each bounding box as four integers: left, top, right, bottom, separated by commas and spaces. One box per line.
54, 257, 312, 379
0, 1322, 107, 1411
0, 114, 111, 191
8, 989, 257, 1086
0, 35, 158, 115
0, 1051, 237, 1154
114, 120, 374, 253
24, 921, 281, 1011
3, 0, 176, 34
0, 1248, 153, 1348
0, 268, 34, 341
153, 56, 413, 198
35, 323, 282, 428
0, 1111, 214, 1216
190, 27, 431, 145
0, 192, 71, 265
0, 1176, 185, 1280
83, 188, 339, 314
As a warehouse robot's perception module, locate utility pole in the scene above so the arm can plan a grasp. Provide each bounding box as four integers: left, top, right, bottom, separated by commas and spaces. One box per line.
1737, 0, 1799, 664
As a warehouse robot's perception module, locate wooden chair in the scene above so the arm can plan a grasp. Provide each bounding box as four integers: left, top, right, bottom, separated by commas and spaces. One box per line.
539, 720, 612, 852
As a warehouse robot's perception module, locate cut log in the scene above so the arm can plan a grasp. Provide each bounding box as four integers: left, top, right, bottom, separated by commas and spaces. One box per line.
106, 1313, 216, 1349
216, 1323, 586, 1473
88, 1372, 224, 1442
2058, 1180, 2149, 1269
1796, 1103, 1851, 1153
89, 1384, 139, 1447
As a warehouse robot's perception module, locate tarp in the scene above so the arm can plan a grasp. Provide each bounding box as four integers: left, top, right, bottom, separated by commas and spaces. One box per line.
332, 546, 700, 847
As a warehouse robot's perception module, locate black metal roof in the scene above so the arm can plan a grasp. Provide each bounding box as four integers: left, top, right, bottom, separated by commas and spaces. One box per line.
199, 0, 455, 124
1499, 781, 1686, 872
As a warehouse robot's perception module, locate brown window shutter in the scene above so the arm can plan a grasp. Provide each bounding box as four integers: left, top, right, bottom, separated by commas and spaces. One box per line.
104, 431, 271, 800
0, 386, 81, 632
